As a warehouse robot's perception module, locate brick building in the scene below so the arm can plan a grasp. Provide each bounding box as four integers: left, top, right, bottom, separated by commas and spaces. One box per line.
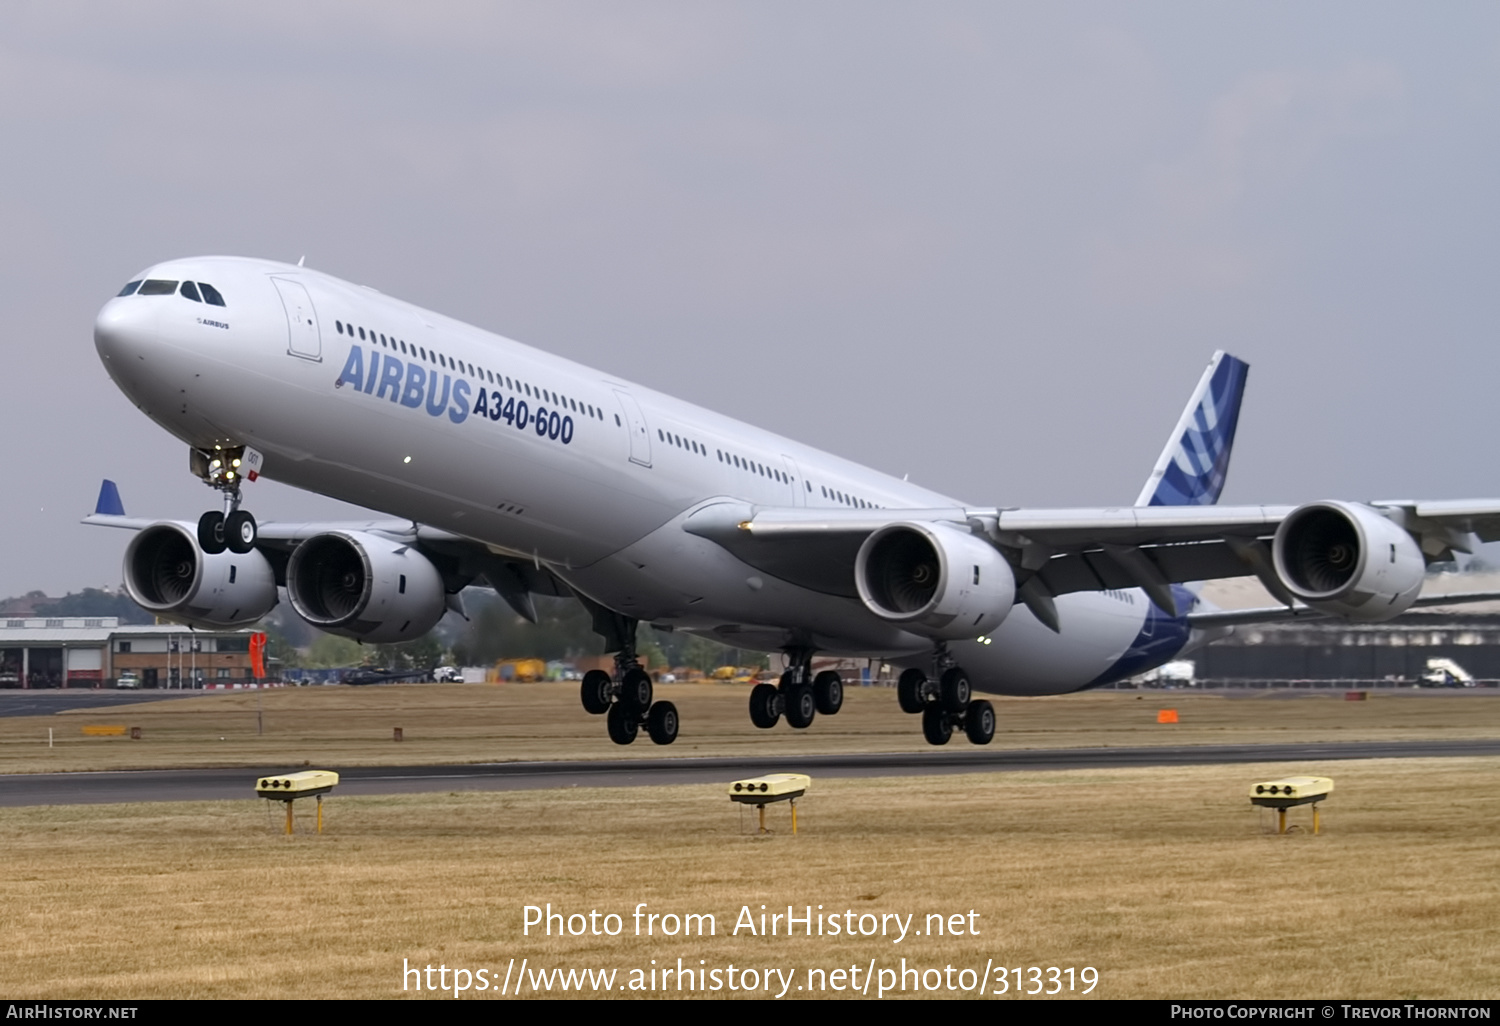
0, 617, 258, 688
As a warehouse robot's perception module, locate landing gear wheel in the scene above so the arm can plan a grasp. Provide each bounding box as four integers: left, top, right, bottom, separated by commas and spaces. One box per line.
897, 668, 927, 714
197, 511, 226, 555
964, 699, 995, 745
606, 703, 638, 745
580, 670, 612, 715
940, 667, 971, 714
784, 685, 816, 729
813, 671, 843, 715
749, 683, 781, 728
922, 705, 953, 746
225, 510, 257, 554
646, 701, 678, 745
620, 667, 653, 713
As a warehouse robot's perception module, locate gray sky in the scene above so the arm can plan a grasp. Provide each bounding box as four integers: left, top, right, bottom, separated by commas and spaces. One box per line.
3, 2, 1499, 596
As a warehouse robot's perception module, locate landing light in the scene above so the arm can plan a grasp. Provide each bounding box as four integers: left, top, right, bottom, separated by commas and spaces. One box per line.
403, 456, 412, 464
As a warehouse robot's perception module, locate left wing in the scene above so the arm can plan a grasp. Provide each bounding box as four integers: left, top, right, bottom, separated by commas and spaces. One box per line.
687, 498, 1500, 629
687, 350, 1500, 630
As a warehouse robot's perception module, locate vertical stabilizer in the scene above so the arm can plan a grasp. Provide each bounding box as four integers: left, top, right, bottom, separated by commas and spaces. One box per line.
1135, 351, 1249, 507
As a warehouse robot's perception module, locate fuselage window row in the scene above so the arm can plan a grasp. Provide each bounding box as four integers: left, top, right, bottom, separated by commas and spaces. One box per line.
335, 319, 607, 423
818, 484, 879, 509
659, 429, 709, 456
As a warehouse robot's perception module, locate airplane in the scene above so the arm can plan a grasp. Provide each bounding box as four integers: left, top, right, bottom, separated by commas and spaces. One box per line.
86, 256, 1500, 748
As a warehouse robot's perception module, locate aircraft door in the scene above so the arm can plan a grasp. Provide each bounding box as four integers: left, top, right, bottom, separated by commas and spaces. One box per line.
613, 389, 652, 468
782, 454, 805, 507
270, 277, 322, 361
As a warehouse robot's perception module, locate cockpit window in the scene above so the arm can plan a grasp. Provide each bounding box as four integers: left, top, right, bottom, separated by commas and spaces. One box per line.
117, 280, 142, 297
179, 281, 202, 302
199, 283, 225, 306
138, 279, 179, 295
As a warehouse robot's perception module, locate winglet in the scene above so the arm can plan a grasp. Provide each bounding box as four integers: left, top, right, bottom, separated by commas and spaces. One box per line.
94, 479, 126, 517
1135, 351, 1249, 507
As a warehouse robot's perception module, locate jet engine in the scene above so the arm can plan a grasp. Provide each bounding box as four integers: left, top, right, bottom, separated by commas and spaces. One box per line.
124, 522, 278, 629
286, 531, 445, 643
854, 521, 1016, 639
1271, 501, 1424, 621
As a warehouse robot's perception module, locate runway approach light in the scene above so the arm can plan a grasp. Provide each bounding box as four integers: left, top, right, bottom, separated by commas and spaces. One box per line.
729, 773, 810, 835
256, 770, 339, 835
1249, 775, 1333, 835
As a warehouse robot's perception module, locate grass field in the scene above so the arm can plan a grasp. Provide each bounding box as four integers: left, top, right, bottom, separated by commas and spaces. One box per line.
2, 683, 1499, 773
2, 757, 1497, 999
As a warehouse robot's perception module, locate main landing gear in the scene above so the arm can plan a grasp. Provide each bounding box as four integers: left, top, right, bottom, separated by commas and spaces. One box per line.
896, 647, 994, 747
190, 445, 259, 554
577, 627, 678, 746
748, 649, 844, 731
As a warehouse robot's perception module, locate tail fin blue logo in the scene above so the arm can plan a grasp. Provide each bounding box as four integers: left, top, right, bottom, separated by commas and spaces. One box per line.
1135, 351, 1249, 508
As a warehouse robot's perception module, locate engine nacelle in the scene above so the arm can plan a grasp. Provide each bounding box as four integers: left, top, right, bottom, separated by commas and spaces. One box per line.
286, 531, 445, 643
123, 522, 278, 629
855, 521, 1015, 640
1271, 501, 1424, 622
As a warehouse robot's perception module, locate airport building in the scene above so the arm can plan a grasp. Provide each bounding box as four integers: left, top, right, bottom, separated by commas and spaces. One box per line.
0, 617, 258, 688
1192, 613, 1500, 684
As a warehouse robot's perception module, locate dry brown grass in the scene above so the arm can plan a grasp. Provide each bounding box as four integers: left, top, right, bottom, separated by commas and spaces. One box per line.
3, 684, 1499, 773
2, 757, 1498, 999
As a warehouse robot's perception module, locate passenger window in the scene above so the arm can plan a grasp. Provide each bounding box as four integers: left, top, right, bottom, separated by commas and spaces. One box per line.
138, 279, 179, 295
117, 280, 142, 297
336, 321, 345, 335
199, 283, 226, 306
179, 281, 202, 302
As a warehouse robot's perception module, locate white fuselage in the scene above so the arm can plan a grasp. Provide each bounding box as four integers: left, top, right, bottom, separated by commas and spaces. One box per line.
95, 256, 1197, 694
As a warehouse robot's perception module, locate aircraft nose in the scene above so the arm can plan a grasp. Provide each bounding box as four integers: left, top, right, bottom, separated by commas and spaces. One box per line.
94, 296, 159, 365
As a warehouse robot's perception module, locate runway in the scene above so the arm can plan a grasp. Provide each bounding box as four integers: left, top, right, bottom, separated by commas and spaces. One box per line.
4, 738, 1499, 806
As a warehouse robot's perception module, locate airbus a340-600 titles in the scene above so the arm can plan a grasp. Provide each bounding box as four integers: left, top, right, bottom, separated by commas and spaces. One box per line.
88, 256, 1500, 747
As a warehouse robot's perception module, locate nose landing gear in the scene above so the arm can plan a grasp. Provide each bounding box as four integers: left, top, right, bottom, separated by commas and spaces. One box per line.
898, 647, 995, 746
190, 445, 260, 554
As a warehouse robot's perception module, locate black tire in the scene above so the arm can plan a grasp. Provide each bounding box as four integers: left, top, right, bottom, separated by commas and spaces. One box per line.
225, 510, 257, 554
580, 670, 612, 715
813, 670, 843, 715
784, 685, 816, 729
646, 701, 678, 745
940, 667, 971, 714
606, 703, 638, 745
620, 667, 652, 713
749, 683, 781, 728
897, 668, 927, 714
921, 705, 952, 746
964, 699, 995, 745
197, 511, 227, 555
